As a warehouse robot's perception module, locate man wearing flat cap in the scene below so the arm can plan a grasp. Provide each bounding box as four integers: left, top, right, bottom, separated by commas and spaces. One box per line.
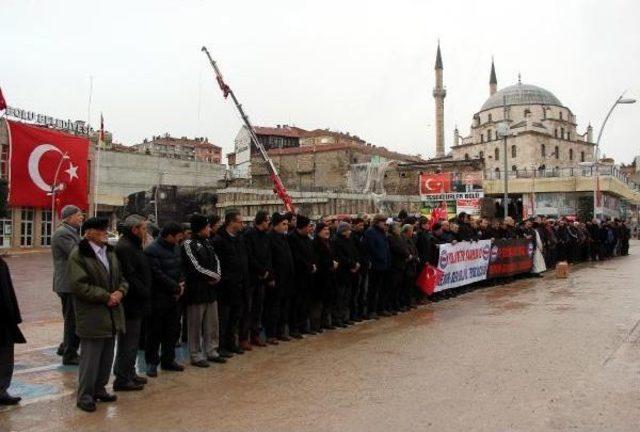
68, 217, 128, 412
51, 204, 84, 365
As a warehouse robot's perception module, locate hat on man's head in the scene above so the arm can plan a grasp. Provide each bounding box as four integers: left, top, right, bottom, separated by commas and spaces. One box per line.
61, 205, 81, 220
189, 214, 209, 234
271, 212, 286, 226
373, 214, 386, 224
337, 221, 352, 235
82, 217, 109, 232
296, 215, 311, 229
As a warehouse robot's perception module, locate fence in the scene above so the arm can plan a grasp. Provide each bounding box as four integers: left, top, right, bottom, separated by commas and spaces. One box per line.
484, 166, 639, 190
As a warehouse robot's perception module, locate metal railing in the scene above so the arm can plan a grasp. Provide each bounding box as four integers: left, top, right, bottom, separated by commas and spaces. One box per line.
484, 166, 639, 191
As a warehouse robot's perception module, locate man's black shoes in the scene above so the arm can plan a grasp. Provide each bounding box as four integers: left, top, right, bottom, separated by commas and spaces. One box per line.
77, 400, 97, 412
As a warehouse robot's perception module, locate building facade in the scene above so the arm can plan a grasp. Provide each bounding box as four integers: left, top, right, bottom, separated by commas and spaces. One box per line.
133, 134, 222, 164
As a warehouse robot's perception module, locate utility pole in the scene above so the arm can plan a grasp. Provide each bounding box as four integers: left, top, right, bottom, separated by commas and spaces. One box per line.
500, 95, 509, 218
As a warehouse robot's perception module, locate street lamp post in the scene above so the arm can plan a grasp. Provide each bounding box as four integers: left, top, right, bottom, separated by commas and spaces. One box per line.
51, 152, 70, 228
497, 95, 510, 218
154, 171, 168, 224
592, 94, 636, 220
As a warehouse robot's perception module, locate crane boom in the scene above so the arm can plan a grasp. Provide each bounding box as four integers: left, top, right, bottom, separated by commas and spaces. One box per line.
201, 46, 294, 213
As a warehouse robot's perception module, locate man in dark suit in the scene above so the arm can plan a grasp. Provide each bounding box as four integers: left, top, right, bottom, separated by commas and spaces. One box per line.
0, 256, 26, 405
51, 204, 84, 365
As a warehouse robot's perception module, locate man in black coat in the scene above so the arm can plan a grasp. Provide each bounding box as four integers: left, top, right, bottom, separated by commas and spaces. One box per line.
242, 211, 272, 348
144, 222, 186, 377
113, 214, 151, 392
287, 215, 316, 338
350, 218, 368, 322
213, 210, 250, 356
333, 222, 360, 326
265, 213, 295, 343
0, 256, 26, 405
182, 214, 223, 368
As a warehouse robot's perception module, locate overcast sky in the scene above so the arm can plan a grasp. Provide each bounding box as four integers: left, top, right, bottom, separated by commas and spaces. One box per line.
2, 0, 639, 163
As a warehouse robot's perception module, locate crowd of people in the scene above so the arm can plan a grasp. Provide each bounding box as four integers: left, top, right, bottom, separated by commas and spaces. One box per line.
0, 203, 632, 410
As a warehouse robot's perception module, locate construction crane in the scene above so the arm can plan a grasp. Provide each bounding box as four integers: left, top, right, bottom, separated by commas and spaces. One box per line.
201, 46, 295, 213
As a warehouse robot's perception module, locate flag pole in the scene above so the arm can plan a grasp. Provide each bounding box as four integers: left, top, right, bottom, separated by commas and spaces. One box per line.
93, 113, 103, 217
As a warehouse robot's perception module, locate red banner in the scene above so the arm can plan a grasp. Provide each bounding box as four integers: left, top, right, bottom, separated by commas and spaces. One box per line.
419, 173, 451, 195
487, 239, 534, 278
8, 120, 89, 212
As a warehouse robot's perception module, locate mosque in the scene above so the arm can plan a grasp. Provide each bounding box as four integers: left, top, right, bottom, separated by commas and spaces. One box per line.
430, 43, 639, 220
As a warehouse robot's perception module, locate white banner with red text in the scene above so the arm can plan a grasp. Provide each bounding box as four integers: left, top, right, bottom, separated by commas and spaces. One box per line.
434, 240, 492, 292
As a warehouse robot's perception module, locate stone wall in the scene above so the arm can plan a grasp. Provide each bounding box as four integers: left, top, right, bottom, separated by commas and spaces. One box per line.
97, 150, 226, 205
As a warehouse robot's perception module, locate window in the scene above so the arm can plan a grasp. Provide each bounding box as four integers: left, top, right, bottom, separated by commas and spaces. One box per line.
480, 134, 484, 143
40, 210, 52, 246
464, 153, 469, 160
487, 129, 492, 141
554, 129, 558, 138
554, 146, 559, 159
20, 208, 34, 247
561, 127, 565, 139
512, 165, 517, 173
559, 111, 563, 120
511, 145, 517, 158
494, 167, 500, 179
567, 132, 571, 141
488, 113, 492, 123
581, 151, 585, 162
541, 144, 546, 157
479, 151, 484, 159
0, 219, 12, 248
495, 147, 500, 160
0, 145, 8, 179
569, 149, 574, 161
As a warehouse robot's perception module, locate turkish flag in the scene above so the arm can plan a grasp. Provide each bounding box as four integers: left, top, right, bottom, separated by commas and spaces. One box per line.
0, 87, 6, 111
7, 120, 89, 213
419, 173, 451, 195
415, 263, 444, 295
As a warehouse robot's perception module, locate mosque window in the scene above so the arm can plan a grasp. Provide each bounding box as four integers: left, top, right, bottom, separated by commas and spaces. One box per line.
487, 130, 492, 141
480, 134, 484, 143
512, 165, 517, 173
554, 146, 559, 159
561, 127, 565, 139
464, 153, 469, 160
559, 111, 563, 120
494, 167, 501, 179
569, 149, 574, 161
541, 144, 546, 157
495, 147, 500, 160
581, 151, 585, 162
567, 132, 571, 141
479, 151, 484, 159
488, 113, 493, 123
554, 129, 558, 138
511, 145, 517, 158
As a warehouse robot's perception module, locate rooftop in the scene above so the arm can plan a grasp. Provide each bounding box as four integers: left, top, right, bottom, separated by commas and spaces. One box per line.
480, 82, 563, 112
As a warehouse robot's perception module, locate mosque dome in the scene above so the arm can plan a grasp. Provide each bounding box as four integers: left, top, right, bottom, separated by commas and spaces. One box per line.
480, 82, 563, 112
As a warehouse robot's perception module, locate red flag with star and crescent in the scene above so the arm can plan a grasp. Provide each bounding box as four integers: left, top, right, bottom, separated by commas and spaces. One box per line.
7, 120, 89, 213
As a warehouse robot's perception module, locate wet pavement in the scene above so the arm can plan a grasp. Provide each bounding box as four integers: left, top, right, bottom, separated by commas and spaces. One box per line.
1, 244, 639, 431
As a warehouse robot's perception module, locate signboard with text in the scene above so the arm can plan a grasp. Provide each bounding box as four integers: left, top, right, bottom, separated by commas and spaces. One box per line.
434, 240, 492, 292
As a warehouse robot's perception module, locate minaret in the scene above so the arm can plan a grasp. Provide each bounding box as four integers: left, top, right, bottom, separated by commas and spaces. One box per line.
489, 57, 497, 96
432, 41, 446, 158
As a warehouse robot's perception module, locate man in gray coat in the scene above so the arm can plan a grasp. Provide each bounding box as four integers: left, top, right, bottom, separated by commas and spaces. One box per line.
51, 205, 84, 365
